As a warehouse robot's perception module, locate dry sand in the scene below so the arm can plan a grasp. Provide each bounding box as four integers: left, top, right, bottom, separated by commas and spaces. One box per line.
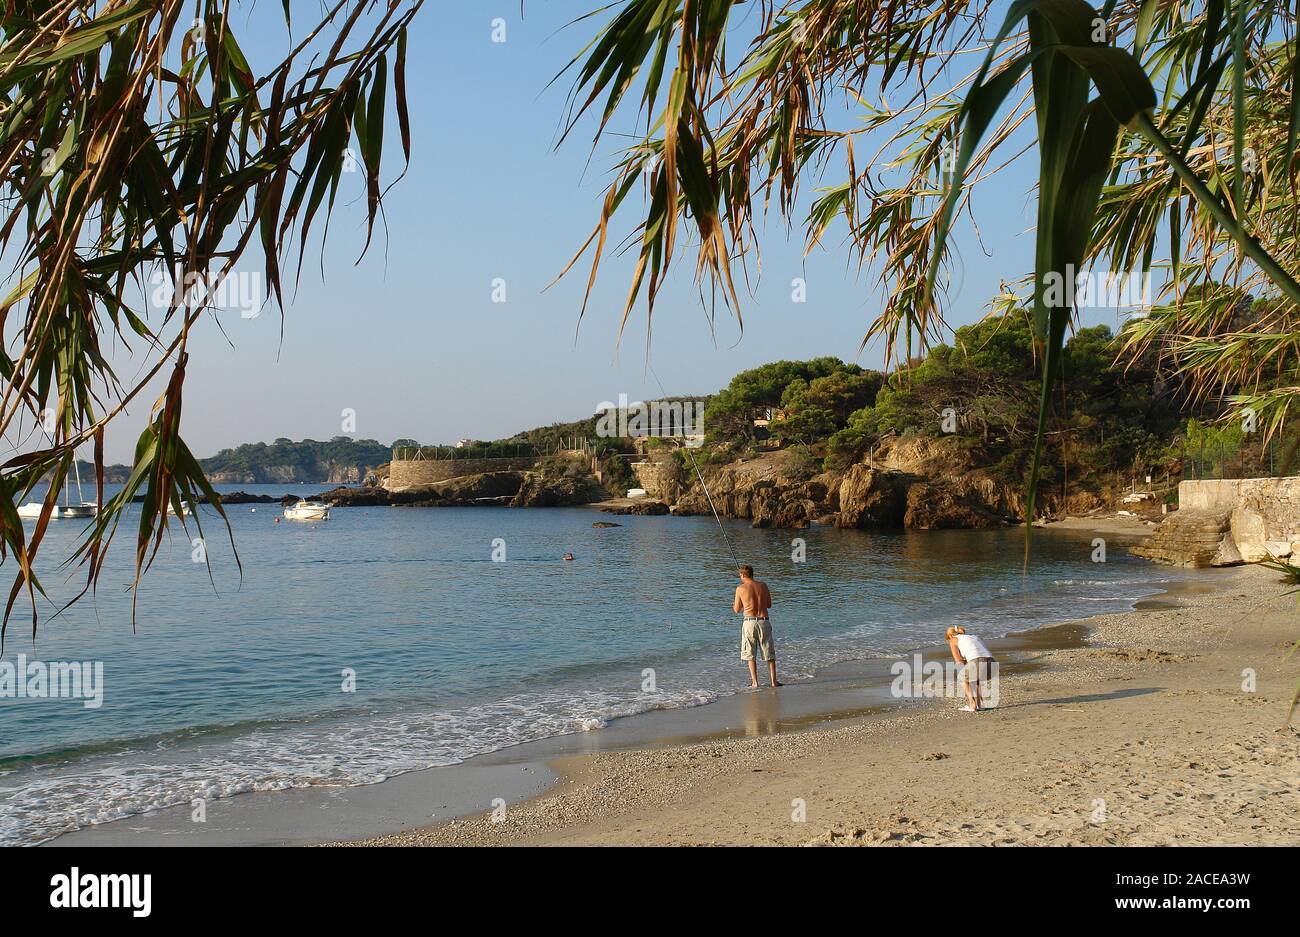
1039, 512, 1163, 536
331, 564, 1298, 847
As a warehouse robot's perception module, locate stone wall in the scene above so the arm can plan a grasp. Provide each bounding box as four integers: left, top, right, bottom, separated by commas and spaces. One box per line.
630, 457, 683, 500
1135, 477, 1300, 566
387, 457, 539, 491
1180, 478, 1300, 561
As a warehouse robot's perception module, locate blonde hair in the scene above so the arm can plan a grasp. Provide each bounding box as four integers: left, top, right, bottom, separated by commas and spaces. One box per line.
945, 626, 966, 640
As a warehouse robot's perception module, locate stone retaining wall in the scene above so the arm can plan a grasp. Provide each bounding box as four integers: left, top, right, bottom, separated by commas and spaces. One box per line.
1180, 478, 1300, 561
1137, 477, 1300, 565
630, 459, 679, 499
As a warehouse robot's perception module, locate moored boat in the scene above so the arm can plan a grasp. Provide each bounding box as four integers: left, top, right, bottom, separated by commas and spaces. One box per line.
284, 500, 330, 521
16, 502, 98, 520
15, 461, 99, 521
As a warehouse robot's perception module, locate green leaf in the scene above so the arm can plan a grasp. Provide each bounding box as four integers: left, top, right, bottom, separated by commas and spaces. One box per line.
395, 28, 411, 163
1134, 0, 1158, 57
1231, 3, 1246, 214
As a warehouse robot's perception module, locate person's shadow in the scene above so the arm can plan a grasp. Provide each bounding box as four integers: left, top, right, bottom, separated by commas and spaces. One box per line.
994, 687, 1163, 710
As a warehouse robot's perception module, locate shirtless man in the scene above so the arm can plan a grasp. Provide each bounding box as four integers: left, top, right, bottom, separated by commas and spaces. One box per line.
733, 565, 780, 688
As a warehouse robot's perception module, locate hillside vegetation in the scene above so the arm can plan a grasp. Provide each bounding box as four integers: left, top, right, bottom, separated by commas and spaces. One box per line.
697, 312, 1288, 501
200, 437, 398, 484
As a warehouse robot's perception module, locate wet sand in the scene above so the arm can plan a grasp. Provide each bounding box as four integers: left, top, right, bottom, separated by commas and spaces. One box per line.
331, 565, 1300, 846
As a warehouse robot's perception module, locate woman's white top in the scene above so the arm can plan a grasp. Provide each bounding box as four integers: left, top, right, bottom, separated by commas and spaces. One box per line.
956, 634, 993, 660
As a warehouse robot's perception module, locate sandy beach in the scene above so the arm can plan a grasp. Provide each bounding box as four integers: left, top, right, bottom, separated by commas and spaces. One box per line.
331, 562, 1299, 847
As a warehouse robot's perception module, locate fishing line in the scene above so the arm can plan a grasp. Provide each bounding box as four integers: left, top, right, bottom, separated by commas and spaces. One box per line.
647, 366, 740, 568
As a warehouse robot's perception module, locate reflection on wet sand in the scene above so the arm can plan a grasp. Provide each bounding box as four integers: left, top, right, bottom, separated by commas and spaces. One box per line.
741, 687, 783, 736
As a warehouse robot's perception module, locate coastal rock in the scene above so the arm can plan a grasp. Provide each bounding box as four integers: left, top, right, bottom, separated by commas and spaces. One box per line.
902, 482, 1007, 530
1131, 510, 1238, 567
1231, 508, 1271, 562
671, 456, 840, 528
431, 471, 526, 504
873, 434, 974, 476
1211, 536, 1244, 567
664, 442, 1094, 531
213, 490, 280, 504
600, 499, 670, 515
1264, 540, 1293, 559
746, 479, 829, 528
769, 499, 816, 529
510, 473, 607, 507
592, 521, 622, 528
796, 479, 832, 505
311, 486, 392, 507
373, 472, 528, 506
672, 456, 783, 521
746, 480, 782, 527
307, 467, 608, 509
836, 466, 908, 528
871, 434, 1105, 522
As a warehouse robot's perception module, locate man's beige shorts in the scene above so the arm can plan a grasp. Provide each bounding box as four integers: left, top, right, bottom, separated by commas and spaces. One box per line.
740, 617, 775, 662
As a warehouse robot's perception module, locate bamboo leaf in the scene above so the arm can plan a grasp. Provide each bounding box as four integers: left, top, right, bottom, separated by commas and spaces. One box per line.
395, 28, 411, 163
1231, 3, 1246, 213
1288, 0, 1300, 175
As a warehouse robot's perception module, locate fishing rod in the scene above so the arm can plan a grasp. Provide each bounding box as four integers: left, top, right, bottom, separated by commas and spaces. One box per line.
648, 365, 740, 568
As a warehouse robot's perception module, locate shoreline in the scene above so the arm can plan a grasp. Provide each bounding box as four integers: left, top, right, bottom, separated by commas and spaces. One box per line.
43, 524, 1179, 848
45, 591, 1108, 847
328, 563, 1298, 847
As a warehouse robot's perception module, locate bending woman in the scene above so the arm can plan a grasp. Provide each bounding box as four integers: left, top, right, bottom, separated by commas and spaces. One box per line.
945, 626, 996, 712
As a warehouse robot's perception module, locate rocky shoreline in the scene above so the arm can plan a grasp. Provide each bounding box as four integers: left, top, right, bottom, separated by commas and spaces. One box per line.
667, 463, 1017, 530
245, 436, 1135, 536
649, 435, 1109, 532
200, 445, 1300, 576
266, 469, 607, 510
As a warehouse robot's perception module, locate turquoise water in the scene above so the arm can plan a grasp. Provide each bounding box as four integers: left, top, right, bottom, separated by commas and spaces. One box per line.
0, 487, 1182, 845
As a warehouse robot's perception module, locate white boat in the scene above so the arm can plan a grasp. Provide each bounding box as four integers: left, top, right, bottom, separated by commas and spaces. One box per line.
167, 500, 192, 516
16, 461, 99, 521
17, 501, 97, 520
284, 500, 330, 521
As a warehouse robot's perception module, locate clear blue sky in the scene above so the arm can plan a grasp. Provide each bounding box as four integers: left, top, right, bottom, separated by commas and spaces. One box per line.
78, 2, 1131, 464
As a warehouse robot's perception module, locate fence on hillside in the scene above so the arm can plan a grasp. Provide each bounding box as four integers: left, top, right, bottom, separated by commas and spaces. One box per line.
1180, 437, 1295, 481
392, 439, 596, 462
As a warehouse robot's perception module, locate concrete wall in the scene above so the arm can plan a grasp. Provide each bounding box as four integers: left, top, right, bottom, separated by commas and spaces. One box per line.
1178, 477, 1300, 561
388, 457, 538, 491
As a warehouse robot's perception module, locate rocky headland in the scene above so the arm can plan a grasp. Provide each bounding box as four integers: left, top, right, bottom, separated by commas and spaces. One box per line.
665, 436, 1104, 531
309, 466, 607, 509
